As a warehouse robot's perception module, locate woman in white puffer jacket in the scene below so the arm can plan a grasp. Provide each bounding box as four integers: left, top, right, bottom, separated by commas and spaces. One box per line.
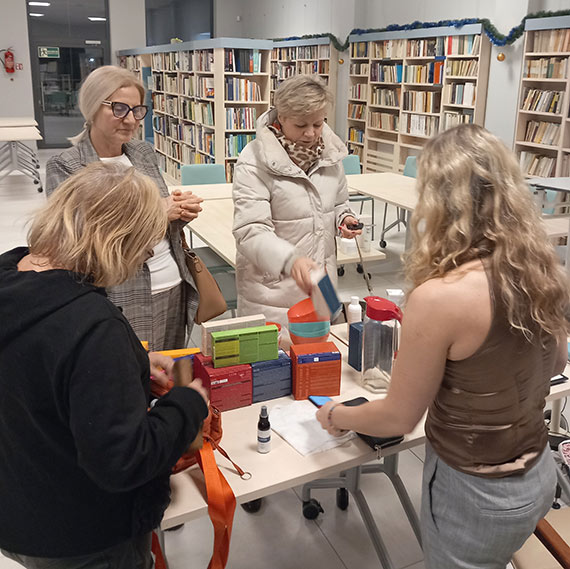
232, 75, 361, 334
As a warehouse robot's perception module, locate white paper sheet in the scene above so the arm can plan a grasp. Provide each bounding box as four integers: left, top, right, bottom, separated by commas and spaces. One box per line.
269, 400, 357, 456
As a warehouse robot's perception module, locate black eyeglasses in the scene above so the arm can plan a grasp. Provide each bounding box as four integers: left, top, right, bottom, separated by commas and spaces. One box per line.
101, 100, 148, 120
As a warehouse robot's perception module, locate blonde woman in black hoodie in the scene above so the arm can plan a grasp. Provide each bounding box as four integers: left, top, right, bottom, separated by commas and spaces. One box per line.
0, 162, 208, 569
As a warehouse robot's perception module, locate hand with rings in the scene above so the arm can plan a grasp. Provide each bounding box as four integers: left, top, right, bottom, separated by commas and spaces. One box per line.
165, 190, 204, 222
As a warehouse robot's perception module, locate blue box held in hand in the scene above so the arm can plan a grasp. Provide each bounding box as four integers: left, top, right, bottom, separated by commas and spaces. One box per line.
348, 321, 363, 371
251, 350, 292, 403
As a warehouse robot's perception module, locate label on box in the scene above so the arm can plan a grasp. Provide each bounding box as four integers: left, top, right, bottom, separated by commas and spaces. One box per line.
298, 352, 341, 364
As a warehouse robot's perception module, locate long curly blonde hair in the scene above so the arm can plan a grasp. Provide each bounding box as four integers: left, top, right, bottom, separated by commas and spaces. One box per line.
405, 124, 569, 339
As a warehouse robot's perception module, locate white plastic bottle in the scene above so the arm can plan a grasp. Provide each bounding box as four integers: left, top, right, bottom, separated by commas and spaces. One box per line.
346, 296, 362, 335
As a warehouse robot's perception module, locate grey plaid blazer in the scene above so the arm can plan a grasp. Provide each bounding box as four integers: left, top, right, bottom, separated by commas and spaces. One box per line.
45, 135, 199, 346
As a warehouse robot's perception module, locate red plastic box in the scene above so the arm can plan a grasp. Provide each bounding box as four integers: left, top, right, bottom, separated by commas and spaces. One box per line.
193, 353, 252, 412
290, 341, 341, 400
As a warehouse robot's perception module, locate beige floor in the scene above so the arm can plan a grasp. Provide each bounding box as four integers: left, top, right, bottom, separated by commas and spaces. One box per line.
0, 151, 516, 569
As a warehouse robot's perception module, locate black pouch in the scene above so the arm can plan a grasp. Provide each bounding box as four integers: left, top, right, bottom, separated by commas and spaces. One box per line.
342, 397, 404, 450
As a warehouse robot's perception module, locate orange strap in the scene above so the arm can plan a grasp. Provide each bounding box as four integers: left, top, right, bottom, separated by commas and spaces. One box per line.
207, 437, 247, 478
151, 531, 167, 569
197, 441, 236, 569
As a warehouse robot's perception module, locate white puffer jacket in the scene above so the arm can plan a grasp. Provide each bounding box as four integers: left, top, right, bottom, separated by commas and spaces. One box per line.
232, 108, 354, 328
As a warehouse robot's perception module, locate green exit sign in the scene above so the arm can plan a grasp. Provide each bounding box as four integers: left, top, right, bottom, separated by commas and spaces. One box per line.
38, 46, 60, 58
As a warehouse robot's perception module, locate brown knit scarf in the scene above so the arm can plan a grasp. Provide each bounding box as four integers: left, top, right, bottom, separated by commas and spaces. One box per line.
268, 121, 324, 172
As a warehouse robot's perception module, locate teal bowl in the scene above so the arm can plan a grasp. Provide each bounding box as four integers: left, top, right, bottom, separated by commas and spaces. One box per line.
289, 321, 331, 338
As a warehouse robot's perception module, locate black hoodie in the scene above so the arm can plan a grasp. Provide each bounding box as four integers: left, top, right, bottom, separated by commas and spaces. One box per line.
0, 248, 208, 557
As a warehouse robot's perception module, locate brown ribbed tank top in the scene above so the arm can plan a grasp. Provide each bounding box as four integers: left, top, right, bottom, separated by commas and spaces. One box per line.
425, 261, 557, 477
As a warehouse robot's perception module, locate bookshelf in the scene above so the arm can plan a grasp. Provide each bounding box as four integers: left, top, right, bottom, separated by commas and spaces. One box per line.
270, 38, 338, 130
118, 38, 273, 182
346, 24, 491, 173
117, 53, 153, 142
514, 16, 570, 178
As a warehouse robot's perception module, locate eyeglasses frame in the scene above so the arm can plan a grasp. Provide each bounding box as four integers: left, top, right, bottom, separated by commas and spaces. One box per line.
101, 100, 149, 120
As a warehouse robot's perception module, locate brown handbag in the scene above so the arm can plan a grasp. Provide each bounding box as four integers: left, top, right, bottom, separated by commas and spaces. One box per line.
180, 230, 227, 324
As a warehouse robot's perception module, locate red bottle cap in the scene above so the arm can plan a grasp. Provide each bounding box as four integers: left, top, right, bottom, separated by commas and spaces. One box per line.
364, 296, 402, 323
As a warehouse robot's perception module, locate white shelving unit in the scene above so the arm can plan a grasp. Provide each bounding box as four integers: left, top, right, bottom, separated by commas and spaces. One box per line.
514, 15, 570, 178
346, 24, 491, 173
118, 38, 273, 182
269, 38, 338, 130
118, 53, 153, 142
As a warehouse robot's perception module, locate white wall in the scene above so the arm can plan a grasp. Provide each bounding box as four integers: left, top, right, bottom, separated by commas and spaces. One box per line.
215, 0, 565, 147
0, 1, 35, 120
109, 0, 146, 55
214, 0, 245, 37
215, 0, 357, 137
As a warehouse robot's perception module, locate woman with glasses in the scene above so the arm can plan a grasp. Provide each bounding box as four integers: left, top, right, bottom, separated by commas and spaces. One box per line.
46, 65, 203, 351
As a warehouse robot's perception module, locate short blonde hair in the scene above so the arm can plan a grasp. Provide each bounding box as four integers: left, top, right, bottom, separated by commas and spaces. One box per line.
273, 74, 333, 118
28, 162, 167, 288
70, 65, 146, 145
405, 123, 569, 339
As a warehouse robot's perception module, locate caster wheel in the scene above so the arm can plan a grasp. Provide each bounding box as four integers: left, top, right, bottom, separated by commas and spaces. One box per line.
241, 498, 263, 513
356, 263, 363, 274
367, 273, 372, 280
38, 187, 43, 193
379, 240, 387, 249
553, 501, 562, 510
302, 498, 324, 520
336, 488, 349, 510
544, 409, 569, 431
33, 179, 39, 184
337, 266, 345, 277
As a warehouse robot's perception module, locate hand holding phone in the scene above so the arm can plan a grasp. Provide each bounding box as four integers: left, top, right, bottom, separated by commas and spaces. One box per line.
345, 222, 364, 230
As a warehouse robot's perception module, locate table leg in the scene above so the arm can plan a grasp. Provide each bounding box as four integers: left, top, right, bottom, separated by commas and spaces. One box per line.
551, 398, 563, 434
380, 454, 422, 546
565, 218, 570, 273
344, 466, 396, 569
404, 210, 412, 250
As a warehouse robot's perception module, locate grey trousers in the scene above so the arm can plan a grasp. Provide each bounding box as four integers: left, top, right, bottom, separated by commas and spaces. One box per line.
151, 282, 186, 351
1, 533, 153, 569
421, 442, 556, 569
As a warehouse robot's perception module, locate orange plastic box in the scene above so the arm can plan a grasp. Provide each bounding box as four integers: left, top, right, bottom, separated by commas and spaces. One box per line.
290, 341, 341, 400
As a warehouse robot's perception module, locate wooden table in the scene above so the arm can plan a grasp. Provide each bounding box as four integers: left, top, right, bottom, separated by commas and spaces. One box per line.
0, 121, 43, 191
346, 172, 417, 250
169, 183, 233, 201
347, 173, 570, 269
0, 117, 38, 128
161, 325, 570, 567
528, 177, 570, 270
185, 197, 386, 268
169, 182, 366, 201
162, 340, 424, 568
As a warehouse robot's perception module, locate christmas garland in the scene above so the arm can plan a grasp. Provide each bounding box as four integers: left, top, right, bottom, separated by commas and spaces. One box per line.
273, 9, 570, 52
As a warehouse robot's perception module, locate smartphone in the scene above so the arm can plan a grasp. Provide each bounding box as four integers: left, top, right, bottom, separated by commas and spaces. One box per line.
551, 373, 568, 386
342, 396, 369, 407
345, 222, 364, 230
308, 395, 333, 408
